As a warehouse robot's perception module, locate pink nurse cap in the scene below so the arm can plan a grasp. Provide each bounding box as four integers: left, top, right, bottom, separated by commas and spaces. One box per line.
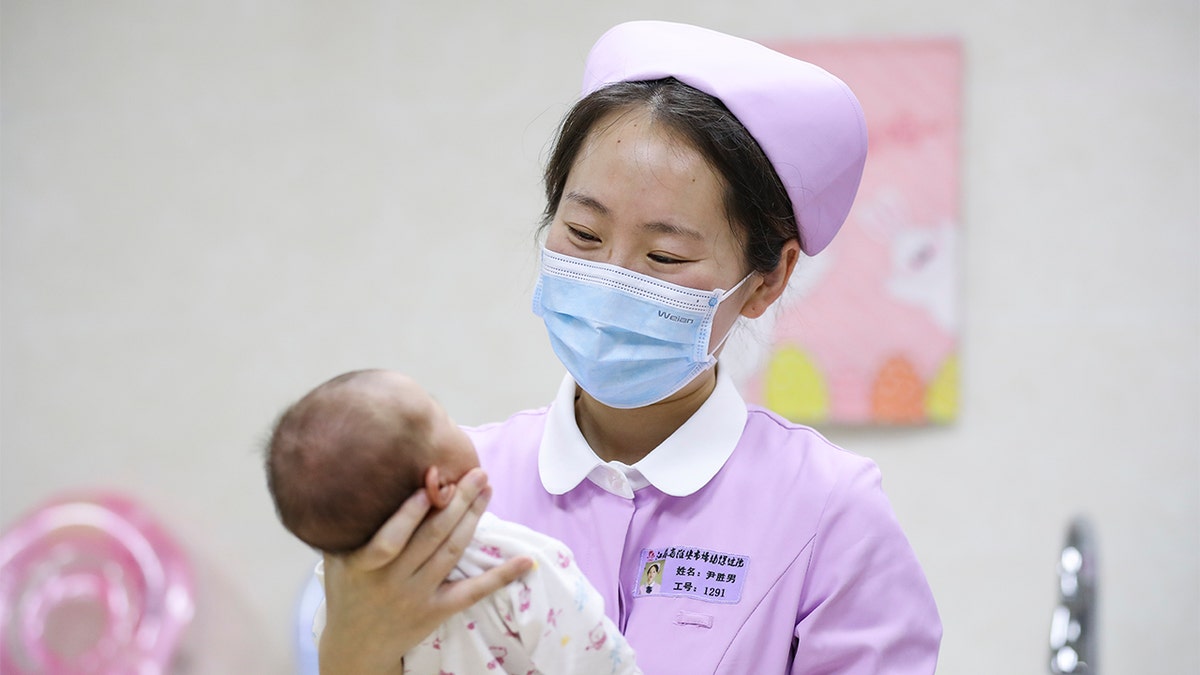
582, 21, 867, 255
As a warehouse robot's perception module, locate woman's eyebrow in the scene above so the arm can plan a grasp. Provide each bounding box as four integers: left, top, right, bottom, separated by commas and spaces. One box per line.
564, 191, 610, 215
640, 220, 704, 241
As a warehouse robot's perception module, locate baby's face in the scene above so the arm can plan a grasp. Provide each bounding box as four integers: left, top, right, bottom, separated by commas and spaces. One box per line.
367, 370, 481, 488
378, 371, 480, 484
423, 394, 481, 483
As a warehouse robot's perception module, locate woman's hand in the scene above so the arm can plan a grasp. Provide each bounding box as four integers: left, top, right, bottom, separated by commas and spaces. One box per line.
317, 468, 533, 674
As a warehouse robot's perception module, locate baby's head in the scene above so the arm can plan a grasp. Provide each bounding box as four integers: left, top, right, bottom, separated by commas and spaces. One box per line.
265, 369, 479, 554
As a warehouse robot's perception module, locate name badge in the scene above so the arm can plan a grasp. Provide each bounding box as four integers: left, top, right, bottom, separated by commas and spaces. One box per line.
632, 546, 748, 604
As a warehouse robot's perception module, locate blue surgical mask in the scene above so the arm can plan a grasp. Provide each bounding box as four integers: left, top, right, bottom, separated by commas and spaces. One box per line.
532, 248, 752, 409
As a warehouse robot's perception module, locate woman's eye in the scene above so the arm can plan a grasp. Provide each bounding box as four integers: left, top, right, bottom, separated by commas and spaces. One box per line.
648, 253, 686, 264
567, 226, 600, 243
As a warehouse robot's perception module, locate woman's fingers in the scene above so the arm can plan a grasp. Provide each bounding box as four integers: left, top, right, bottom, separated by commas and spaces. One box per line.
345, 467, 489, 588
410, 470, 491, 586
347, 488, 432, 572
314, 468, 541, 675
436, 556, 534, 614
316, 468, 526, 672
339, 468, 517, 613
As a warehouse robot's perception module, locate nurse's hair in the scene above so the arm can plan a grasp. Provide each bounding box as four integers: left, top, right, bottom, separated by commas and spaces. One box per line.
264, 370, 432, 554
541, 77, 798, 274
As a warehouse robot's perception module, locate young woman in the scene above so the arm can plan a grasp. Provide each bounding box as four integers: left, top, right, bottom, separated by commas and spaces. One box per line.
317, 21, 941, 674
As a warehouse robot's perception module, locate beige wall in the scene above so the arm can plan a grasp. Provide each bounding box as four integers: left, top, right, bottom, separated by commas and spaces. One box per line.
2, 1, 1197, 673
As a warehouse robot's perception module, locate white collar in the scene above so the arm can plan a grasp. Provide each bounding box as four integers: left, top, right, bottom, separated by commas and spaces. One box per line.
538, 367, 748, 498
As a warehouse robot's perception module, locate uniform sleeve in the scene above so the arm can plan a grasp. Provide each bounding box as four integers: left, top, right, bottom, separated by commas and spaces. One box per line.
792, 461, 942, 674
505, 543, 643, 675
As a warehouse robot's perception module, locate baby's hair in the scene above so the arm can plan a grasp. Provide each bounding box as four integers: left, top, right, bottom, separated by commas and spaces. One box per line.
265, 369, 433, 553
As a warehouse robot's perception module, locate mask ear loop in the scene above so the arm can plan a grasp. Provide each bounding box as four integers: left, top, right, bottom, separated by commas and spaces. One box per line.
707, 271, 757, 357
715, 271, 755, 299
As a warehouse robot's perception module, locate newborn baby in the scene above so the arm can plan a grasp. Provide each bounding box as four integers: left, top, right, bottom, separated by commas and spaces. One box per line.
265, 369, 640, 674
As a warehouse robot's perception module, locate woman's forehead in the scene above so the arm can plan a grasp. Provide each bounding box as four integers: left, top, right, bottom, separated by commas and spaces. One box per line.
582, 106, 708, 166
569, 117, 724, 213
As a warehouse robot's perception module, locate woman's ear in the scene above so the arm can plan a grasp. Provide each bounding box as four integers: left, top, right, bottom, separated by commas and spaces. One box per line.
424, 466, 455, 509
740, 239, 801, 319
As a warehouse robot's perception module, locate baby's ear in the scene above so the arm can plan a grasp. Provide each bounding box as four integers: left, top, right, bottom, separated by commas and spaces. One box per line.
424, 466, 455, 509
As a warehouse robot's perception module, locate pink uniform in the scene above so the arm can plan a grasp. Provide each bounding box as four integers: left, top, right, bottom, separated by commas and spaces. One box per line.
468, 369, 942, 674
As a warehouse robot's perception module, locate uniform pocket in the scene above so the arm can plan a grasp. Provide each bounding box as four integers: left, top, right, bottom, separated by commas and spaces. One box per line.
673, 610, 713, 628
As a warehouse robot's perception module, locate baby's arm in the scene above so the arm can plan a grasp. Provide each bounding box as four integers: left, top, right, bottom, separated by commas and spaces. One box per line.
504, 541, 641, 675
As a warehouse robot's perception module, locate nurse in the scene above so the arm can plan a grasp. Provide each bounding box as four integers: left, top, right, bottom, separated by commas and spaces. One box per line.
318, 20, 942, 674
